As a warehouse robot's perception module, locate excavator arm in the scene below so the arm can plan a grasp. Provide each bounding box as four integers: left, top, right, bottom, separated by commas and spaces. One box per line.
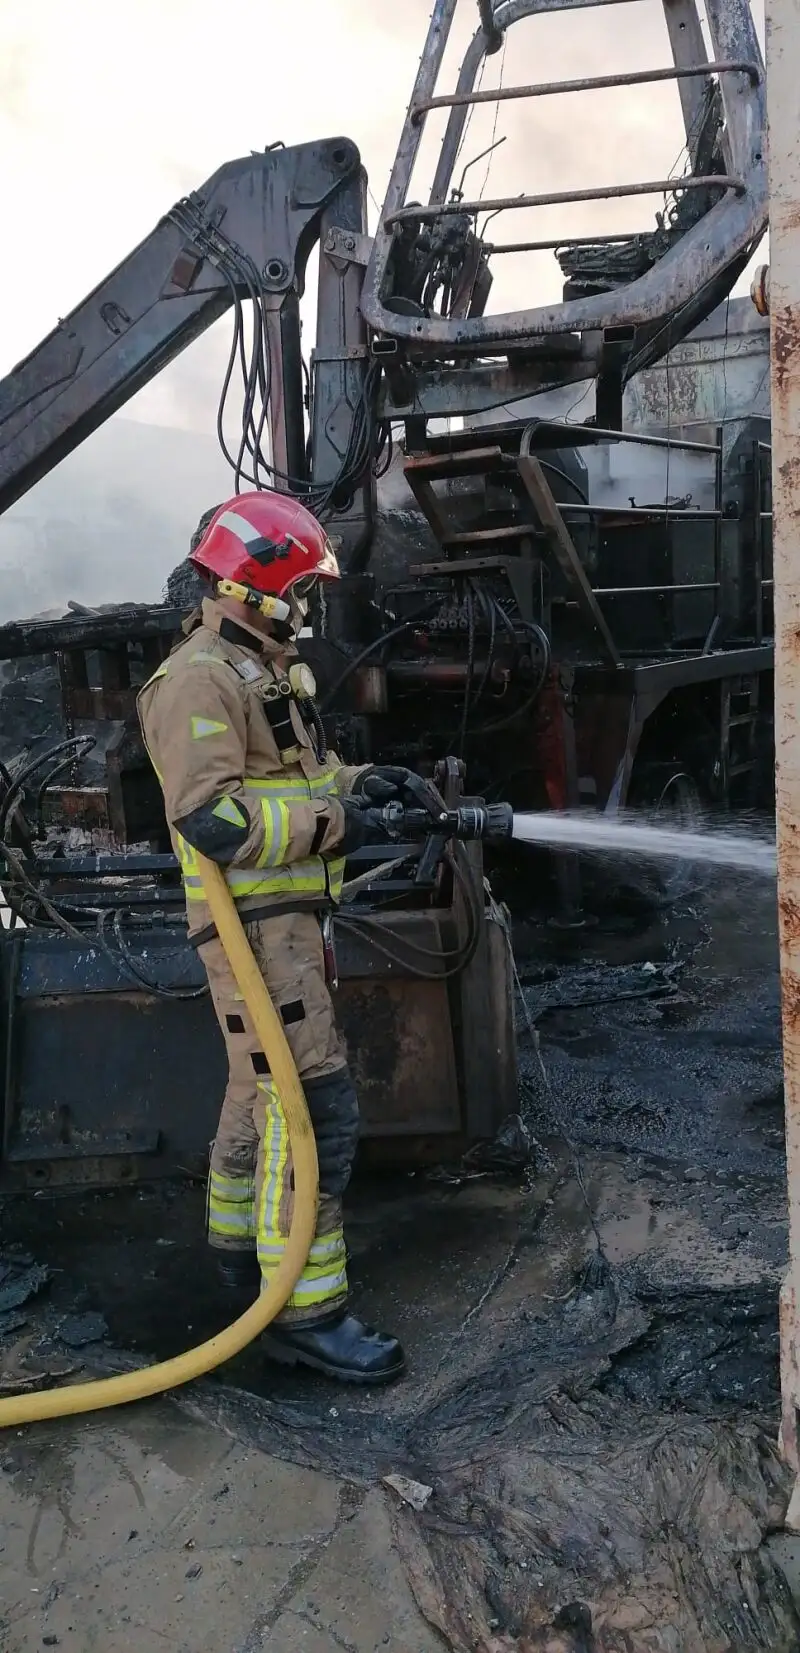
0, 137, 373, 559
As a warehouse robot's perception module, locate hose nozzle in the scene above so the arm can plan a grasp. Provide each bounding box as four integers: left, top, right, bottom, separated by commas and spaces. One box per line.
448, 803, 513, 842
378, 799, 513, 843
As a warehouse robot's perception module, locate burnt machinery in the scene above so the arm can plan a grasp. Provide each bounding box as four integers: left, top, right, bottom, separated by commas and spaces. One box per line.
0, 0, 773, 1181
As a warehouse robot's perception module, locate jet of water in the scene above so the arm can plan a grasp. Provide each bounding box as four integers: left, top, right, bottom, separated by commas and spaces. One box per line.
511, 811, 777, 877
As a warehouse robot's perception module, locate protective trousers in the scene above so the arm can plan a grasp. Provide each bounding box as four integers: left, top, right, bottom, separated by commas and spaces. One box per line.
198, 911, 360, 1325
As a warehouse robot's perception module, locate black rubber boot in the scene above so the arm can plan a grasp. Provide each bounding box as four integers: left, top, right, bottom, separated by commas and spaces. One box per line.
262, 1312, 405, 1385
216, 1252, 260, 1293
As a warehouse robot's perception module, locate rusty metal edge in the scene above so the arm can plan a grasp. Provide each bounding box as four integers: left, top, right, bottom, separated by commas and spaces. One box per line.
766, 0, 800, 1522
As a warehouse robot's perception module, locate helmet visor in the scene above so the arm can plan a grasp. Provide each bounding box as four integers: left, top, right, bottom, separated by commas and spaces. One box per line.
291, 573, 319, 602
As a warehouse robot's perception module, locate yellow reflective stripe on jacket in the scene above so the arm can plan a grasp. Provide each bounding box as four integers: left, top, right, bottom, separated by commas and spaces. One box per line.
223, 859, 329, 900
327, 856, 345, 900
256, 797, 291, 869
243, 771, 338, 799
180, 855, 330, 903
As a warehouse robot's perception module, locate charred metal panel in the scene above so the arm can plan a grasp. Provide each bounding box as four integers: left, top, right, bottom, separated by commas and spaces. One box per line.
0, 895, 514, 1183
336, 979, 461, 1136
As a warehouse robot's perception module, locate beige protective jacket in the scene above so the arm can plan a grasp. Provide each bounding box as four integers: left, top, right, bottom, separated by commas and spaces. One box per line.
137, 597, 364, 936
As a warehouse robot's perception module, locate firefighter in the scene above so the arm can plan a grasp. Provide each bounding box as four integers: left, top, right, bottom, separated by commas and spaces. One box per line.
137, 491, 410, 1385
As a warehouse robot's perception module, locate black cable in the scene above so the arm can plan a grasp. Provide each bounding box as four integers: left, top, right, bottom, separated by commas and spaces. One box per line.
0, 839, 87, 940
464, 613, 551, 737
175, 197, 384, 516
0, 829, 208, 1001
468, 580, 496, 710
0, 757, 32, 852
373, 421, 394, 479
305, 699, 328, 763
489, 594, 522, 674
0, 738, 96, 841
458, 588, 476, 760
103, 908, 209, 1002
213, 270, 261, 489
171, 202, 276, 495
319, 600, 440, 712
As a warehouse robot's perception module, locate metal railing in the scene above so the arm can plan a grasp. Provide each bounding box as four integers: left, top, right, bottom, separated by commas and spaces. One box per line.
411, 60, 760, 120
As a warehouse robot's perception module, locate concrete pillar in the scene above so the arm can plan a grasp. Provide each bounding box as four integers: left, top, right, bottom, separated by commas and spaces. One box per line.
765, 0, 800, 1530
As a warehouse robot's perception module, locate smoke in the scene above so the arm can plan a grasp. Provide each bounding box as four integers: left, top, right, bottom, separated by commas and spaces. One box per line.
0, 419, 231, 623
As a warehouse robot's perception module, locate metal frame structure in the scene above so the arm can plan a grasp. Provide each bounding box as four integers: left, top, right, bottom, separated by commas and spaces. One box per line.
362, 0, 767, 369
0, 0, 774, 1182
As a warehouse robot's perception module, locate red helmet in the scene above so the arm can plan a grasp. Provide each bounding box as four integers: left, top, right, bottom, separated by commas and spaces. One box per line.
190, 492, 340, 608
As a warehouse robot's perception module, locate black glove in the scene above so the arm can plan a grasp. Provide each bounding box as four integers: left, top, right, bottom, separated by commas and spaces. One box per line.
350, 765, 415, 806
335, 798, 391, 857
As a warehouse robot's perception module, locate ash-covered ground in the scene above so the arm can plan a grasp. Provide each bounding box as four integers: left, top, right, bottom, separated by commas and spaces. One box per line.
0, 865, 796, 1653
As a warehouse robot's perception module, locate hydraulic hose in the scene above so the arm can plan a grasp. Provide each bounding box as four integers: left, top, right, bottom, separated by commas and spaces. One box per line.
0, 854, 319, 1428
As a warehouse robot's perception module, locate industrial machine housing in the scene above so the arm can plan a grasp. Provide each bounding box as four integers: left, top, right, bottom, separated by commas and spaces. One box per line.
0, 0, 773, 1183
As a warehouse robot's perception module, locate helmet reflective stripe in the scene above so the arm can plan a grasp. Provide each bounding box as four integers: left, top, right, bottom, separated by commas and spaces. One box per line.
216, 509, 267, 549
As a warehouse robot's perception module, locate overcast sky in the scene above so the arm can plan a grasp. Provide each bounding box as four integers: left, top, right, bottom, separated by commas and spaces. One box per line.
0, 0, 767, 435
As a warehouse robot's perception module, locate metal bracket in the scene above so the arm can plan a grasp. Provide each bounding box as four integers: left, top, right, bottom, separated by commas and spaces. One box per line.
323, 227, 374, 268
310, 346, 370, 363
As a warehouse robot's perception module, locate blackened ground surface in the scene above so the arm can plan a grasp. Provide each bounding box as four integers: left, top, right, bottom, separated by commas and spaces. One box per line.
0, 872, 797, 1651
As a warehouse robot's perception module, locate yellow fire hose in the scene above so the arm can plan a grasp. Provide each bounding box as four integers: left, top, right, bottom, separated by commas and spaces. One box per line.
0, 855, 319, 1428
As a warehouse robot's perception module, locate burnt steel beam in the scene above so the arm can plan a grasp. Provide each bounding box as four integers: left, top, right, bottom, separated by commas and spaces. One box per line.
311, 171, 375, 570
380, 0, 459, 231
0, 605, 182, 659
380, 354, 598, 421
477, 0, 504, 52
663, 0, 712, 168
385, 175, 745, 229
413, 61, 759, 119
486, 231, 658, 253
505, 420, 721, 455
0, 139, 361, 517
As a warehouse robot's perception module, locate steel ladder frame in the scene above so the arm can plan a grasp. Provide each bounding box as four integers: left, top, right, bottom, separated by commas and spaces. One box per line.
361, 0, 767, 357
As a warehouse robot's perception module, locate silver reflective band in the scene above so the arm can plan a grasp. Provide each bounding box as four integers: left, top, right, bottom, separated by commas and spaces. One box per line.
216, 509, 263, 548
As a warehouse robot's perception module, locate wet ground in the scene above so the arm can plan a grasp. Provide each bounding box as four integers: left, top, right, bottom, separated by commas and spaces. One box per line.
0, 866, 798, 1651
